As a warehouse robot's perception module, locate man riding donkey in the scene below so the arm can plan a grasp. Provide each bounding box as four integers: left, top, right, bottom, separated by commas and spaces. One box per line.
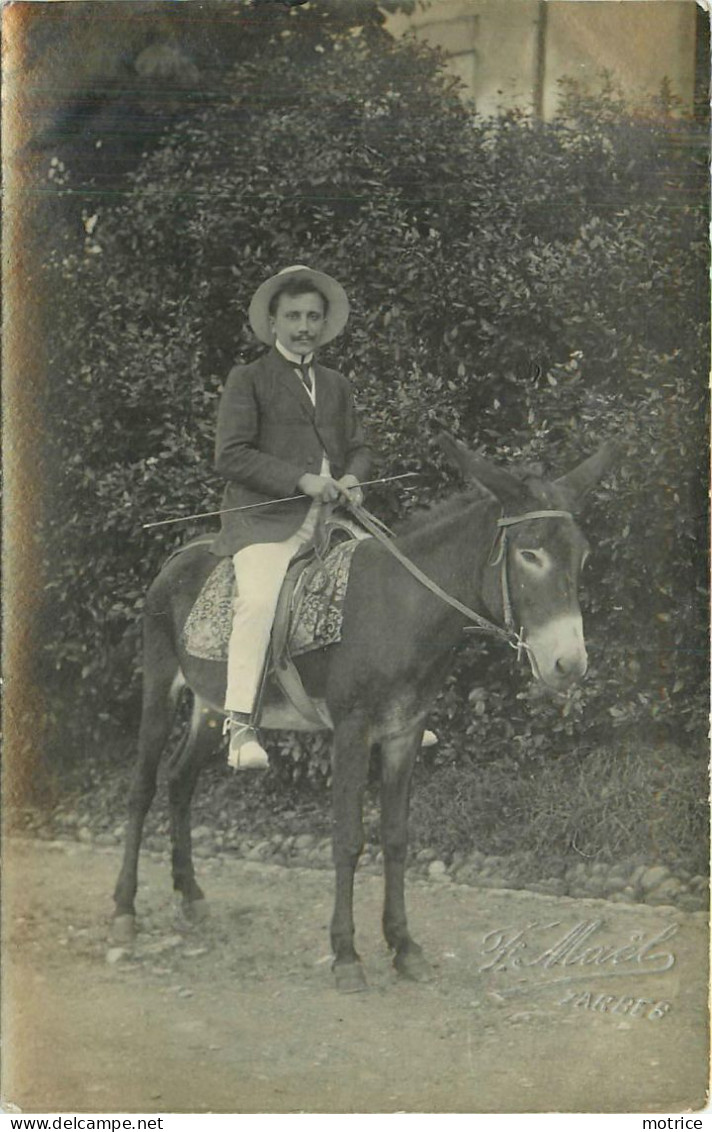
212, 265, 374, 769
213, 265, 436, 770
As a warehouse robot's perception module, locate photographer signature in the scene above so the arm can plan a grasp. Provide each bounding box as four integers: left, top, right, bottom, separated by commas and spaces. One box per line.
480, 919, 678, 996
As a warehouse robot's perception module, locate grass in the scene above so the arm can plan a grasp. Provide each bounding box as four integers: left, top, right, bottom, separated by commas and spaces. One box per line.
14, 722, 709, 885
408, 741, 709, 876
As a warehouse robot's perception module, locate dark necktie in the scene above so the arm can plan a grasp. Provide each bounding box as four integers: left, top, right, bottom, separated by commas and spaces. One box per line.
295, 361, 313, 395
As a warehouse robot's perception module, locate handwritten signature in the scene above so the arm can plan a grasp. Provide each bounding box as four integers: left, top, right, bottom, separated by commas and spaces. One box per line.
479, 919, 678, 996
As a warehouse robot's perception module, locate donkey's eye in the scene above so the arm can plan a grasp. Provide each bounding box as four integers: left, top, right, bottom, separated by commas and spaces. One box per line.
519, 550, 542, 566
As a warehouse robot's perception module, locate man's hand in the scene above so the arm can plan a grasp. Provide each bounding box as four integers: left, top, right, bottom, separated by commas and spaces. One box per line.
297, 473, 342, 503
336, 474, 364, 506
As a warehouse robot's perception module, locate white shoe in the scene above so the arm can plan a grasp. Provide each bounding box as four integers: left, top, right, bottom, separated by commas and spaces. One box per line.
421, 729, 438, 748
225, 719, 270, 771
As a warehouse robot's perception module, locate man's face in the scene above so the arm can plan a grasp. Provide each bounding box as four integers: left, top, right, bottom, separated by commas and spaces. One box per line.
269, 290, 327, 356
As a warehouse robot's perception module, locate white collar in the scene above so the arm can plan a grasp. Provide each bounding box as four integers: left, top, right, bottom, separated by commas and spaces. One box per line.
275, 340, 314, 367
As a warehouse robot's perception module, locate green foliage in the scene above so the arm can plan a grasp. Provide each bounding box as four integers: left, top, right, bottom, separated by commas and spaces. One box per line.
41, 13, 708, 776
409, 741, 709, 876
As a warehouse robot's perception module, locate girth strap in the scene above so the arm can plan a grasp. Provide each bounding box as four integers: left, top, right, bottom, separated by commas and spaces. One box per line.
272, 654, 332, 729
271, 555, 333, 729
268, 518, 371, 731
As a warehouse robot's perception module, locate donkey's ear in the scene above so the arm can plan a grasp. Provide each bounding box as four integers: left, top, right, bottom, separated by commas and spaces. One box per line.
436, 432, 525, 507
554, 439, 622, 511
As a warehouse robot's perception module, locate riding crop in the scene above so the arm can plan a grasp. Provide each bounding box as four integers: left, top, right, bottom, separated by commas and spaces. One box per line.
141, 472, 420, 529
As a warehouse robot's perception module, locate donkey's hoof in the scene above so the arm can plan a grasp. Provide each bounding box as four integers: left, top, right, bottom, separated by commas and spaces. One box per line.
333, 961, 368, 994
111, 914, 137, 945
182, 897, 210, 925
394, 948, 434, 983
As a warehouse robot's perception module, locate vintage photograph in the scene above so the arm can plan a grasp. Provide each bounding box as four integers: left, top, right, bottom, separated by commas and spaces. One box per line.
3, 0, 710, 1115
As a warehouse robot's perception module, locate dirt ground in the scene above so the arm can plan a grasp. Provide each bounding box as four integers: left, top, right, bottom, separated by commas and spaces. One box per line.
2, 837, 709, 1114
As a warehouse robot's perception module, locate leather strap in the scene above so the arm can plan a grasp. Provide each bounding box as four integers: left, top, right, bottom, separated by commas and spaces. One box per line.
270, 556, 332, 728
494, 510, 573, 634
260, 500, 576, 728
498, 510, 573, 527
272, 655, 332, 729
346, 501, 516, 644
346, 501, 574, 648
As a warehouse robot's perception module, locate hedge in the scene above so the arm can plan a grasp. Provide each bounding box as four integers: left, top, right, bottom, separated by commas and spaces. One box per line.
36, 11, 709, 781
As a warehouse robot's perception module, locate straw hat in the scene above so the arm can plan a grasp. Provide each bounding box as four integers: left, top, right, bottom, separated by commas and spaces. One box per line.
248, 265, 350, 346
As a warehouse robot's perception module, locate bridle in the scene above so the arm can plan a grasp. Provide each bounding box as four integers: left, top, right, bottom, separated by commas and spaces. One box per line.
347, 501, 574, 659
490, 510, 574, 659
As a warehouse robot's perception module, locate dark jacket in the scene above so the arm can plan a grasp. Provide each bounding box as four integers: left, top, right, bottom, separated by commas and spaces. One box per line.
211, 347, 372, 556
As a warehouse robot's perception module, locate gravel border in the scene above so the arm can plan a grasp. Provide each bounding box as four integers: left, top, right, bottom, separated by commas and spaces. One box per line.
18, 814, 710, 915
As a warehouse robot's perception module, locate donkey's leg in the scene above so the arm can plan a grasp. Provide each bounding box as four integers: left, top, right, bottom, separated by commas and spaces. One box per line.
168, 695, 215, 921
381, 725, 433, 982
113, 615, 182, 940
330, 713, 371, 993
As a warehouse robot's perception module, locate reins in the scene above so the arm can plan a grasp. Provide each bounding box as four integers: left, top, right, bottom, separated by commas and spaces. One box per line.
346, 500, 573, 657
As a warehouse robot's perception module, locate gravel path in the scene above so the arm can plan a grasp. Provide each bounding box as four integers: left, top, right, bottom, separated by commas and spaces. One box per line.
3, 837, 709, 1114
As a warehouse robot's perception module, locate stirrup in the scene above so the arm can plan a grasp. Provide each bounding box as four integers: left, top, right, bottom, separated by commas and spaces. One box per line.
223, 717, 270, 772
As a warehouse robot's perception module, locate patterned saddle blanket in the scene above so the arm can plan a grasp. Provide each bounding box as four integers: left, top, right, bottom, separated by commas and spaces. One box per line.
181, 535, 365, 663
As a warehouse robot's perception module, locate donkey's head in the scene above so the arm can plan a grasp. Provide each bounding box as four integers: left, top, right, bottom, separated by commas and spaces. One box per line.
439, 434, 620, 692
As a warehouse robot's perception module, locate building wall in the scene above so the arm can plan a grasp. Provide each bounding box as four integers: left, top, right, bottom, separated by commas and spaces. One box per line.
544, 2, 697, 116
386, 0, 699, 117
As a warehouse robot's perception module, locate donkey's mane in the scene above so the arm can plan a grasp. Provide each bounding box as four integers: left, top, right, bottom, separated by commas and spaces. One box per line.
393, 490, 492, 538
391, 475, 562, 545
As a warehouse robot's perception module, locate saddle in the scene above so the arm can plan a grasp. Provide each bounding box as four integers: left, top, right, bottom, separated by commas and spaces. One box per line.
181, 516, 370, 728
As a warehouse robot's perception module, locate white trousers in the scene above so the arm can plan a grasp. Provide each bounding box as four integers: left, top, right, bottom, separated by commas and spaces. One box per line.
224, 502, 323, 714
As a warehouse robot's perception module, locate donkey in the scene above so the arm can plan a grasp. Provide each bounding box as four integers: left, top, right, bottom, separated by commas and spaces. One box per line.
113, 433, 618, 991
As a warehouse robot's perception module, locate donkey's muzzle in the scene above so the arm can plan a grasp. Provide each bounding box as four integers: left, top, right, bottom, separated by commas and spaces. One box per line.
527, 613, 588, 691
